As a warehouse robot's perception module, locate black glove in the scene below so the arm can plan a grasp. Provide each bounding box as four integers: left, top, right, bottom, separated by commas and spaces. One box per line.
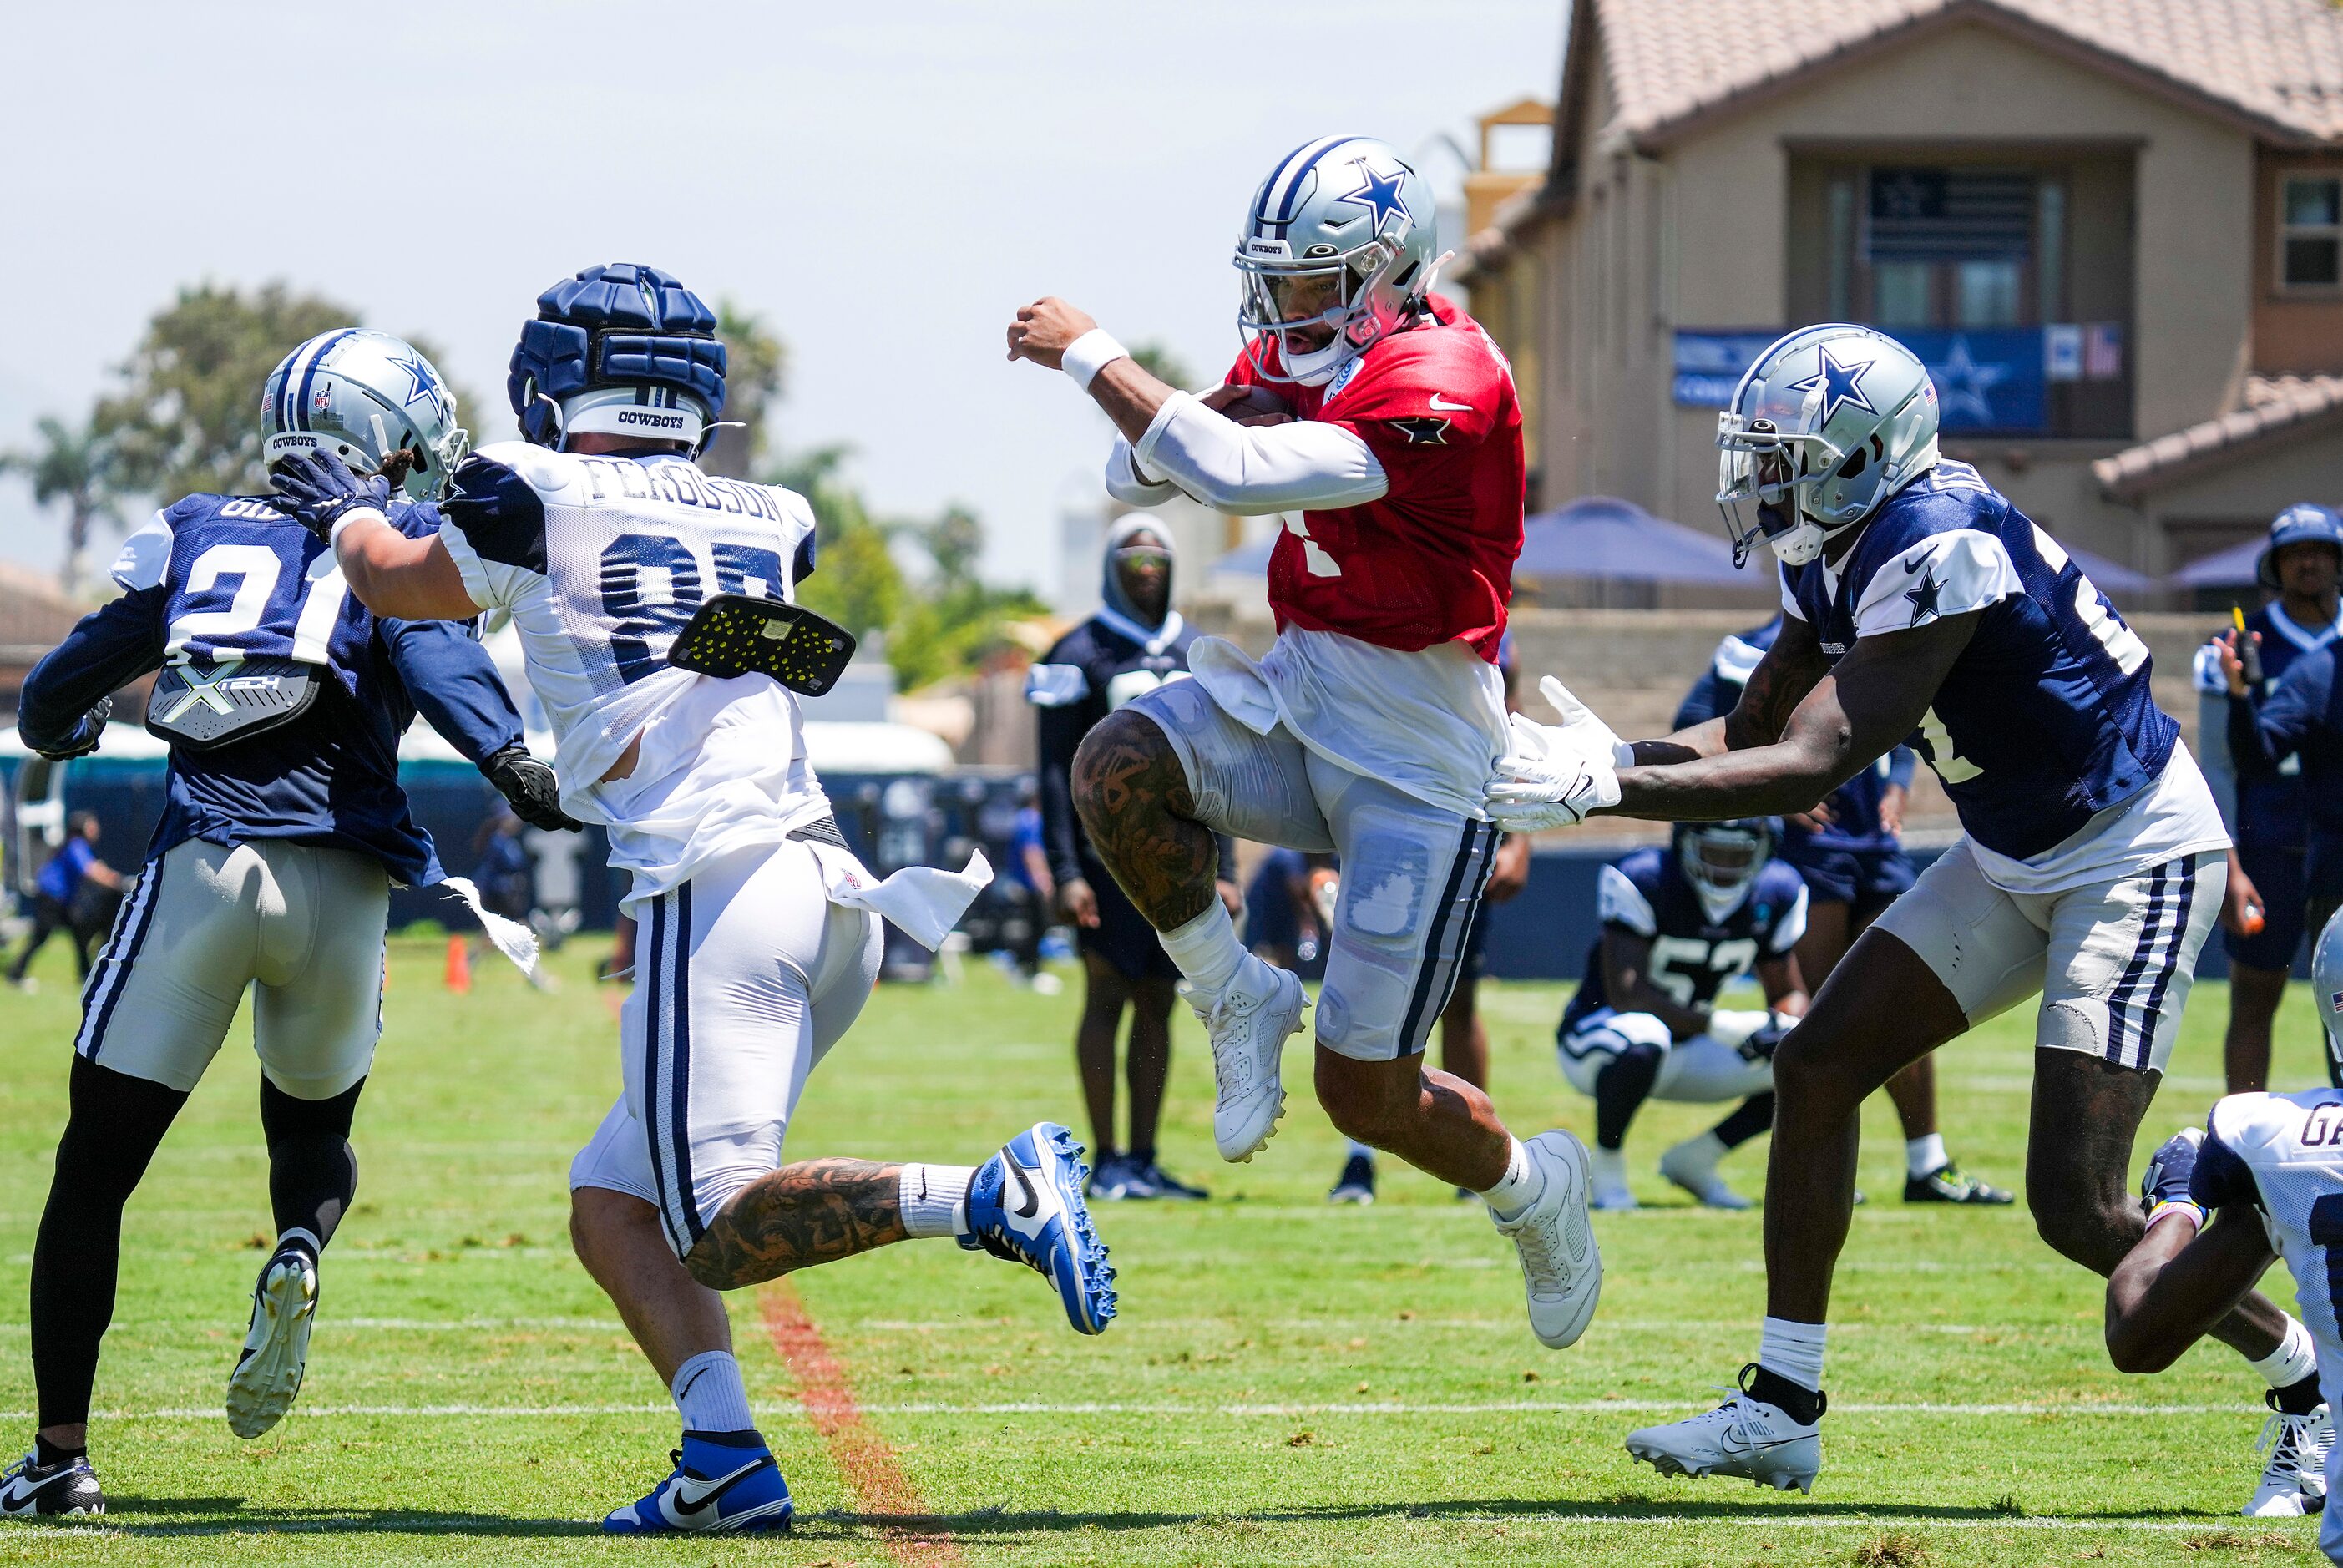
270, 449, 392, 542
1737, 1014, 1797, 1065
482, 743, 580, 832
23, 696, 110, 761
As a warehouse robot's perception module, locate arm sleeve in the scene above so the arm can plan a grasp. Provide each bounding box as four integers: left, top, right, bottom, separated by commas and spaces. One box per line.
18, 589, 169, 753
1885, 746, 1916, 792
2190, 1117, 2264, 1211
1595, 863, 1659, 938
1103, 440, 1185, 508
382, 616, 525, 766
1129, 392, 1388, 516
1850, 529, 2022, 639
1034, 695, 1093, 888
2229, 653, 2330, 771
437, 455, 547, 612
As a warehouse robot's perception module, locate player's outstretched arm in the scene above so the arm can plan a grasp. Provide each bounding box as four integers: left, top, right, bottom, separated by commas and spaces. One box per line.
2104, 1207, 2273, 1374
1604, 613, 1975, 822
18, 593, 166, 756
333, 518, 479, 622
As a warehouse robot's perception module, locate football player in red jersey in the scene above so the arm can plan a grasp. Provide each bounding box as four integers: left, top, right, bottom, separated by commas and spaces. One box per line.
1010, 135, 1600, 1352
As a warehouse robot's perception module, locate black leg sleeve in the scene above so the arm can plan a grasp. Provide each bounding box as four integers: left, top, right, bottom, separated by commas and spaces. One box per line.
1592, 1042, 1665, 1152
258, 1075, 365, 1253
1711, 1091, 1778, 1151
31, 1058, 190, 1429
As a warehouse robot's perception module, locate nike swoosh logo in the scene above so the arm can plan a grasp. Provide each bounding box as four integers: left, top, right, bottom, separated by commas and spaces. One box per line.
668, 1459, 770, 1520
1010, 1160, 1042, 1221
1902, 550, 1931, 574
1428, 393, 1471, 411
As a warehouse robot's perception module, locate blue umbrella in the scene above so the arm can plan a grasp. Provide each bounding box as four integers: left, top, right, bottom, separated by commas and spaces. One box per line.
2169, 537, 2265, 589
2062, 543, 2156, 596
1516, 497, 1758, 586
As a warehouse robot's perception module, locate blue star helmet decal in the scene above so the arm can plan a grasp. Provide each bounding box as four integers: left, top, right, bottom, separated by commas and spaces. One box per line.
1336, 159, 1410, 236
1787, 343, 1878, 422
391, 346, 445, 411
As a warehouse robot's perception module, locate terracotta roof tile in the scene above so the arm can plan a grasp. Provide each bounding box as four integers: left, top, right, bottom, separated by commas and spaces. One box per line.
2093, 374, 2343, 496
1591, 0, 2343, 149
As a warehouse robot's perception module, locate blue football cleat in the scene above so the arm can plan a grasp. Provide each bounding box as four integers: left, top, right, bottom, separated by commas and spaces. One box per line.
964, 1121, 1117, 1334
601, 1431, 792, 1534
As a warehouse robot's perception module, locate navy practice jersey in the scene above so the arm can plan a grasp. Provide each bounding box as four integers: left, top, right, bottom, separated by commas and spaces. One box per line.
1779, 461, 2177, 862
1673, 615, 1915, 855
1560, 847, 1808, 1034
2211, 605, 2342, 854
18, 493, 524, 885
1027, 610, 1219, 887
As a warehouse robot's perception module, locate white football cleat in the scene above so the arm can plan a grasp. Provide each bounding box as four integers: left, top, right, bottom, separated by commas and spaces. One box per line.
226, 1247, 318, 1439
2244, 1401, 2332, 1517
1181, 954, 1305, 1162
1490, 1130, 1602, 1348
1625, 1368, 1822, 1492
1660, 1138, 1753, 1210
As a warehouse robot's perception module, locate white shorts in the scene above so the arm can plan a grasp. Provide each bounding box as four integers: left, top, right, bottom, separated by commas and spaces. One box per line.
1126, 677, 1499, 1061
75, 837, 388, 1099
1871, 840, 2222, 1075
1558, 1008, 1777, 1102
568, 836, 882, 1260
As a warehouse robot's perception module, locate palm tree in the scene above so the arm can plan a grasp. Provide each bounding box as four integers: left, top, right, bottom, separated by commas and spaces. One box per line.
0, 416, 120, 597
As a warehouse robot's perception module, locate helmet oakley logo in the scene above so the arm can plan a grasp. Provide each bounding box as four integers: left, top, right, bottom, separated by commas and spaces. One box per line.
1787, 344, 1878, 422
1337, 159, 1410, 236
617, 410, 688, 431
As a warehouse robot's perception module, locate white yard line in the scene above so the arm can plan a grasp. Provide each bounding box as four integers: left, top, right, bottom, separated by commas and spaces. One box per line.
39, 1398, 2273, 1420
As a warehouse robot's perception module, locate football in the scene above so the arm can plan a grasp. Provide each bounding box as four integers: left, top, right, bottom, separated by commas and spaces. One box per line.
1207, 382, 1294, 425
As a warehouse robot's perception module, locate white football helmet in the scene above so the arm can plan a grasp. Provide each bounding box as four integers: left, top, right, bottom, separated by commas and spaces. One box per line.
1233, 135, 1445, 387
1716, 324, 1941, 567
261, 329, 468, 502
2316, 905, 2343, 1078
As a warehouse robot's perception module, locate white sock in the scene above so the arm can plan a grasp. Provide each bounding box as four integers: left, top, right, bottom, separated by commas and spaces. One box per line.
1589, 1145, 1629, 1189
898, 1163, 974, 1238
2252, 1317, 2320, 1389
1160, 898, 1247, 995
1345, 1139, 1377, 1161
1671, 1131, 1728, 1173
1759, 1316, 1828, 1394
671, 1350, 756, 1434
1905, 1134, 1948, 1180
1478, 1136, 1542, 1219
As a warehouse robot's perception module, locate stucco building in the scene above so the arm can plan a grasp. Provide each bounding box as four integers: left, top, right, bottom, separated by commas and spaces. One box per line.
1460, 0, 2343, 586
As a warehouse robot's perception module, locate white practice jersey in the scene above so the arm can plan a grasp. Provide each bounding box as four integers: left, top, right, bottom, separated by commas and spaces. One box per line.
2199, 1088, 2343, 1555
436, 441, 828, 897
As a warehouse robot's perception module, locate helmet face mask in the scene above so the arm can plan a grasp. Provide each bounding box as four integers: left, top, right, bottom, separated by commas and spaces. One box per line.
1233, 138, 1444, 387
261, 329, 468, 503
1673, 818, 1778, 923
1715, 325, 1941, 567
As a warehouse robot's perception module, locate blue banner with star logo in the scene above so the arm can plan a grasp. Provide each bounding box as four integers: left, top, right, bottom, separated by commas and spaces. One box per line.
1673, 326, 2047, 432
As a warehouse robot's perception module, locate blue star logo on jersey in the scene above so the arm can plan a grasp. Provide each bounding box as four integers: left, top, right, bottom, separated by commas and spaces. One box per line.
1905, 567, 1945, 626
1337, 160, 1410, 236
391, 346, 444, 411
1928, 337, 2009, 426
1787, 344, 1877, 422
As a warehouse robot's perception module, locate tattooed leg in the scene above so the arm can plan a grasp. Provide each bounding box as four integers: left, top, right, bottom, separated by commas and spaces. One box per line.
1070, 708, 1219, 931
683, 1158, 908, 1291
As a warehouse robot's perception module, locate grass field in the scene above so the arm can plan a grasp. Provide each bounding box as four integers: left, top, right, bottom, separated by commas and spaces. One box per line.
0, 935, 2336, 1565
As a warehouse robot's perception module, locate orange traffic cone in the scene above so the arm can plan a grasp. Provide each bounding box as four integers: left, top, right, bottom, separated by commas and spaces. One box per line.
445, 933, 472, 994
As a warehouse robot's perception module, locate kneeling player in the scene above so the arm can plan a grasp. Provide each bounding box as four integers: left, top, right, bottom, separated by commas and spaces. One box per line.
1558, 820, 1807, 1210
296, 265, 1115, 1534
2104, 909, 2343, 1530
3, 332, 559, 1518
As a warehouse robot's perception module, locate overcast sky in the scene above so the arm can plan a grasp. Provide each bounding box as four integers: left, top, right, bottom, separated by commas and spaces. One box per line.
0, 2, 1566, 594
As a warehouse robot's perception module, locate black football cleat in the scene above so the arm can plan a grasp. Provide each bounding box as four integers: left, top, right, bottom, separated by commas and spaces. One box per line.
0, 1451, 103, 1519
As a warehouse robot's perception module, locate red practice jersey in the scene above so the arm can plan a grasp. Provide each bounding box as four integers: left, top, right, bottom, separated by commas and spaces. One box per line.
1227, 296, 1524, 660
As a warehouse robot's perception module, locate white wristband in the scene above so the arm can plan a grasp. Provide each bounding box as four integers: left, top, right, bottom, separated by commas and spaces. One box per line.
1061, 328, 1130, 392
328, 507, 387, 549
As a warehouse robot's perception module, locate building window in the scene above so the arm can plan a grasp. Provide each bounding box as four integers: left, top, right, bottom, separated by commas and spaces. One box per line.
1864, 166, 2036, 326
2281, 175, 2342, 288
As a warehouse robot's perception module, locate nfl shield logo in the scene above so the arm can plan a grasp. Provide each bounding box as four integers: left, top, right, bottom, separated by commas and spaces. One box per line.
312, 388, 332, 412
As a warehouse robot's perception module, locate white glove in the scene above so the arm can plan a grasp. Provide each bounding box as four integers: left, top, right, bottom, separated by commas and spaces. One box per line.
1485, 676, 1629, 832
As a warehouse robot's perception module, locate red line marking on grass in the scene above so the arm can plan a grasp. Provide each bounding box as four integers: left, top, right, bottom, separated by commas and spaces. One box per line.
762, 1280, 963, 1568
